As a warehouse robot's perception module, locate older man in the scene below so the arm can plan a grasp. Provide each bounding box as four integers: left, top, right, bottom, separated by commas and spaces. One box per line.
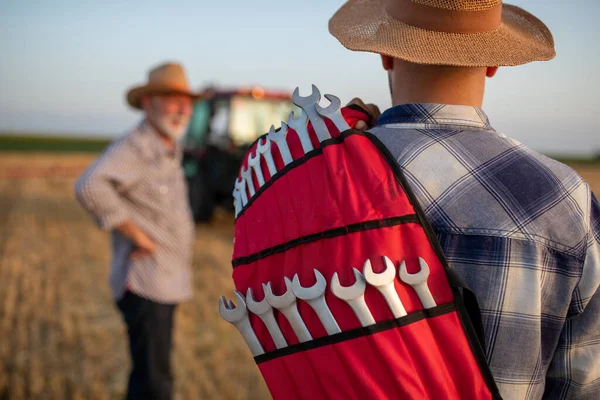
75, 62, 199, 400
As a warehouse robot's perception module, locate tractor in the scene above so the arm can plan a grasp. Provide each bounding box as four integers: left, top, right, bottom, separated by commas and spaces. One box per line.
181, 86, 297, 222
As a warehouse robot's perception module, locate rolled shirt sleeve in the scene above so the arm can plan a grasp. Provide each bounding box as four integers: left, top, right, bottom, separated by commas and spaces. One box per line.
74, 136, 143, 231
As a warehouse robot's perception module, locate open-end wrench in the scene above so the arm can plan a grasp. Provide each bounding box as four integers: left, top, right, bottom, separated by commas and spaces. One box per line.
264, 278, 312, 343
287, 109, 314, 154
219, 291, 264, 356
364, 256, 407, 318
240, 164, 255, 197
292, 270, 341, 335
247, 149, 265, 187
256, 136, 277, 177
267, 123, 293, 166
234, 175, 248, 206
399, 258, 437, 309
232, 188, 242, 216
315, 94, 351, 133
247, 287, 288, 349
292, 85, 331, 143
331, 268, 375, 327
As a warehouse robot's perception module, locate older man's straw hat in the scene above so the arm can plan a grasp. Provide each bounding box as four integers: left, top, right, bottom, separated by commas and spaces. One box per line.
126, 62, 201, 110
329, 0, 556, 67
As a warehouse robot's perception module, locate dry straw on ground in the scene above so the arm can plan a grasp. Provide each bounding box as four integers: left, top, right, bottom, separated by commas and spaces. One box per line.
0, 154, 269, 400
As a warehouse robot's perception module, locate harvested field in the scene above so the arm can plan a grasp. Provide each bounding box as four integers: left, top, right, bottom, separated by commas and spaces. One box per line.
0, 153, 599, 400
0, 153, 268, 400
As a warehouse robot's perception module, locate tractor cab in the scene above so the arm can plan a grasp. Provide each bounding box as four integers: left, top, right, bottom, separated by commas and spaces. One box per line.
182, 86, 297, 222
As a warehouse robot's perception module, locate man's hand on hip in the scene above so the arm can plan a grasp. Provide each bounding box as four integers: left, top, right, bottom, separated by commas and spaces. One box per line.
130, 230, 157, 260
116, 220, 157, 260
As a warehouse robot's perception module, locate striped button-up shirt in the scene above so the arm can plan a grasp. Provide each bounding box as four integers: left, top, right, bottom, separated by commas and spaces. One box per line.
371, 104, 600, 399
75, 121, 195, 304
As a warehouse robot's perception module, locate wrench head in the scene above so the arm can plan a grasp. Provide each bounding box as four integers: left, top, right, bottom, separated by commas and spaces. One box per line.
330, 268, 366, 301
264, 278, 296, 309
287, 109, 308, 130
279, 122, 288, 136
234, 176, 248, 205
219, 291, 248, 323
292, 84, 321, 108
234, 175, 245, 190
363, 256, 397, 287
315, 94, 342, 118
232, 188, 241, 208
241, 164, 251, 179
292, 269, 327, 301
399, 257, 430, 285
241, 165, 254, 195
246, 287, 272, 316
267, 123, 288, 141
256, 135, 271, 154
247, 148, 260, 168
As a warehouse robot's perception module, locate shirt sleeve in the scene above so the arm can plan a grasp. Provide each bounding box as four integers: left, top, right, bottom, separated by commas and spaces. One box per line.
544, 188, 600, 399
74, 137, 143, 231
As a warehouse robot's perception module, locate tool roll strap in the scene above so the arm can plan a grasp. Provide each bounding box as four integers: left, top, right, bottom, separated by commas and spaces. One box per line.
222, 87, 501, 400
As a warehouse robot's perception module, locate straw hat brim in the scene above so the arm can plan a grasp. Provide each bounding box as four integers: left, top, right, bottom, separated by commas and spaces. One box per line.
127, 84, 203, 110
329, 1, 556, 67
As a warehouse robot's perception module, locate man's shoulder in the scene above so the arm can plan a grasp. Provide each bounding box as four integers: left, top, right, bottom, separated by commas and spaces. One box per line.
373, 123, 588, 204
461, 138, 591, 254
526, 149, 587, 188
102, 124, 150, 160
372, 125, 592, 254
506, 138, 590, 212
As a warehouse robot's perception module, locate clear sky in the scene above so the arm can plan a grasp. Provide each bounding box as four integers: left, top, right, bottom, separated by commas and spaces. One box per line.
0, 0, 598, 156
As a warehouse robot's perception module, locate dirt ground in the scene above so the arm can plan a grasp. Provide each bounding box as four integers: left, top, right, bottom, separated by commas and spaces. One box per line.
0, 153, 599, 400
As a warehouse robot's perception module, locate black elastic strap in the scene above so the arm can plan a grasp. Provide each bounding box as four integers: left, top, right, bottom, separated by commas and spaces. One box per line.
254, 303, 455, 364
233, 214, 419, 267
445, 268, 486, 350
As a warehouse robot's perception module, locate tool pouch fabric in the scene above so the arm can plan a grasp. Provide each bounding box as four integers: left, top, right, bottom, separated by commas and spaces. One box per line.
228, 100, 501, 399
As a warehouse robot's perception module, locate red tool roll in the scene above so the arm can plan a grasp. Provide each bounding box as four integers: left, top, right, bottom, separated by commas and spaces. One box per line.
222, 94, 501, 400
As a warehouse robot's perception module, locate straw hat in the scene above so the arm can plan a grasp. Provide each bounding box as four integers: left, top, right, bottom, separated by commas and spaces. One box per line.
126, 62, 201, 110
329, 0, 556, 67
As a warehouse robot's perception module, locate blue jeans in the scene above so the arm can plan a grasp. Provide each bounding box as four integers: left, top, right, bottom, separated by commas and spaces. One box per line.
116, 291, 177, 400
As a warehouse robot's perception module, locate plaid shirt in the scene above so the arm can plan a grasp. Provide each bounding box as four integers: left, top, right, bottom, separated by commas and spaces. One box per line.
75, 121, 195, 304
371, 104, 600, 400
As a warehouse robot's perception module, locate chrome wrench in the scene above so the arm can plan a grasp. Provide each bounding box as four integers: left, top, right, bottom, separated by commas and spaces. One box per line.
292, 270, 341, 335
364, 256, 407, 318
219, 291, 264, 356
292, 85, 331, 143
331, 268, 375, 327
264, 278, 312, 343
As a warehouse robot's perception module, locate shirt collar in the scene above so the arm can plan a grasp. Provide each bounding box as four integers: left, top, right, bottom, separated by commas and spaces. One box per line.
140, 120, 182, 162
376, 103, 493, 130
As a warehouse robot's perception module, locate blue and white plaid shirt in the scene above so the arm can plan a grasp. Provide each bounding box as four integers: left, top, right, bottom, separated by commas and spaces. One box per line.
371, 104, 600, 400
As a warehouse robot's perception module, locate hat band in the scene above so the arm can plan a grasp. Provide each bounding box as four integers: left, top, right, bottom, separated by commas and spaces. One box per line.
386, 0, 503, 34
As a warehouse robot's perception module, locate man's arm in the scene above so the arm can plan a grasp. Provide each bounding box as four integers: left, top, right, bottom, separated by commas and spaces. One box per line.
74, 138, 156, 255
114, 219, 157, 259
544, 189, 600, 399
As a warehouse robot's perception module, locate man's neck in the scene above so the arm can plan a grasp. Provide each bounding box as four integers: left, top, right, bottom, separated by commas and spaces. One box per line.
157, 133, 175, 152
146, 119, 176, 151
389, 60, 487, 107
